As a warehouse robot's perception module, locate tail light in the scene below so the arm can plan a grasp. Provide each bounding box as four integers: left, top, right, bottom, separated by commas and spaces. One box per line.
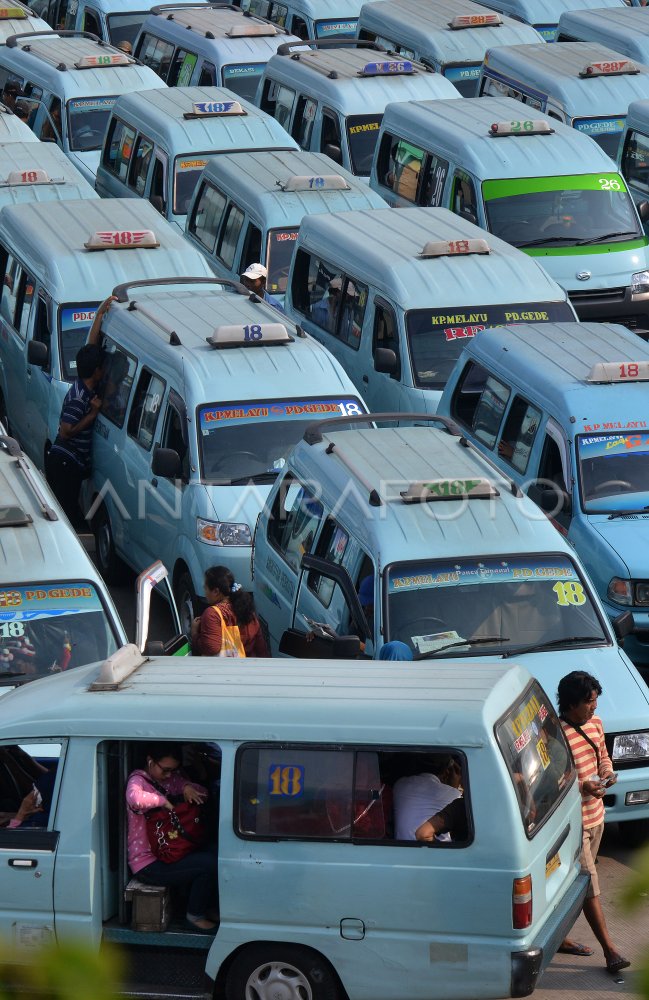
513, 875, 532, 929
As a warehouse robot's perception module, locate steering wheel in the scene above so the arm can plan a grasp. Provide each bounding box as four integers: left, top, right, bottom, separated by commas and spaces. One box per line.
591, 480, 634, 494
393, 617, 445, 644
211, 451, 259, 472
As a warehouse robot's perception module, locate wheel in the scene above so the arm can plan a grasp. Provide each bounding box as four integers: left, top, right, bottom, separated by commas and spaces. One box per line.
93, 503, 125, 584
393, 617, 445, 645
225, 944, 339, 1000
591, 480, 633, 494
617, 818, 649, 849
174, 570, 197, 639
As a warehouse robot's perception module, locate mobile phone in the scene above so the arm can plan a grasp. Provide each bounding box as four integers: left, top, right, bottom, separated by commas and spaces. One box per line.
32, 784, 42, 808
604, 773, 618, 787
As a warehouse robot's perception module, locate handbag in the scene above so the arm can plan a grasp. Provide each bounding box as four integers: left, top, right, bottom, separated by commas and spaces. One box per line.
212, 605, 246, 658
141, 776, 208, 864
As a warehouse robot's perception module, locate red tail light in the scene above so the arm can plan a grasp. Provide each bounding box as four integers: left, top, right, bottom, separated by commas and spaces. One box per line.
513, 875, 533, 929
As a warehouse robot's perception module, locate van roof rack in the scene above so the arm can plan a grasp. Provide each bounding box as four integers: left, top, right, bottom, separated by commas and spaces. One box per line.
5, 30, 133, 71
276, 38, 383, 56
303, 411, 459, 444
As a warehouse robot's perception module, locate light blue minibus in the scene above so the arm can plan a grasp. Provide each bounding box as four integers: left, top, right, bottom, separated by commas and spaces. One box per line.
0, 102, 38, 142
370, 96, 649, 331
285, 205, 575, 413
95, 86, 298, 230
356, 0, 542, 97
478, 40, 649, 159
134, 3, 300, 102
238, 0, 360, 38
0, 2, 49, 44
0, 197, 214, 470
558, 6, 649, 64
619, 97, 649, 221
438, 320, 649, 671
257, 41, 460, 177
0, 641, 587, 999
476, 0, 626, 42
251, 411, 649, 843
0, 139, 97, 208
185, 148, 385, 294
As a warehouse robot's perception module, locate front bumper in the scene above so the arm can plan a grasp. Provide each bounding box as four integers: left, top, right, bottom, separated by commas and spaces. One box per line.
568, 285, 649, 336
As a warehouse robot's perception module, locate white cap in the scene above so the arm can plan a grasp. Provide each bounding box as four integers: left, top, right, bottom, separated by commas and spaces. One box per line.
242, 262, 267, 280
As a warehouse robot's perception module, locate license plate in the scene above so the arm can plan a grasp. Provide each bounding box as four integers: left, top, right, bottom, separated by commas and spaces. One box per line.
545, 852, 561, 878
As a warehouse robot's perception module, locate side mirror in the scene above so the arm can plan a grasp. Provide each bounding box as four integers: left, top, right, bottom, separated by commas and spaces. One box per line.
27, 339, 49, 368
638, 200, 649, 223
374, 347, 398, 374
613, 609, 635, 641
279, 628, 361, 659
152, 447, 181, 479
323, 142, 343, 165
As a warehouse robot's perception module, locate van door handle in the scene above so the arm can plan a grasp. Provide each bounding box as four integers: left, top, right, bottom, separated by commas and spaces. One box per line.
362, 375, 369, 384
151, 478, 158, 488
8, 858, 38, 868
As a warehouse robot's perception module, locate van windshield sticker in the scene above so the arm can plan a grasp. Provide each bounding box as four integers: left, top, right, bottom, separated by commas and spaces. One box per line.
59, 303, 99, 381
574, 117, 625, 139
483, 173, 628, 200
535, 24, 557, 41
314, 18, 358, 37
178, 158, 208, 171
444, 65, 480, 82
199, 397, 363, 432
67, 95, 117, 114
387, 558, 580, 594
0, 584, 104, 619
579, 433, 649, 459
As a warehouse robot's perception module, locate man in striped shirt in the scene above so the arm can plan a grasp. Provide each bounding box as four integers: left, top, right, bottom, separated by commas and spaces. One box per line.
557, 670, 630, 975
45, 343, 104, 528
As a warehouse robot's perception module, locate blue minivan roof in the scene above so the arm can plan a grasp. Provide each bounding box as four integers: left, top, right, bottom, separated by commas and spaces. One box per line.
0, 197, 213, 301
358, 0, 541, 64
138, 3, 298, 59
293, 206, 569, 308
460, 320, 649, 437
626, 96, 649, 132
480, 0, 625, 23
0, 653, 533, 745
0, 104, 40, 142
0, 140, 97, 205
558, 8, 649, 63
107, 85, 298, 154
199, 148, 385, 223
379, 95, 616, 179
483, 41, 649, 114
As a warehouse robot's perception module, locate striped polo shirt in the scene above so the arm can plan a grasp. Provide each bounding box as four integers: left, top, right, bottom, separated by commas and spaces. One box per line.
561, 715, 612, 829
50, 378, 95, 472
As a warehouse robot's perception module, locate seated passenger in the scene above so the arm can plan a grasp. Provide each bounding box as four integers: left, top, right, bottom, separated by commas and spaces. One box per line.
393, 755, 462, 841
415, 795, 468, 842
126, 743, 218, 932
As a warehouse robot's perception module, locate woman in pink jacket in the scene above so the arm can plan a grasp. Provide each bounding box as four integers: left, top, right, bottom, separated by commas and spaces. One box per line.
126, 744, 218, 932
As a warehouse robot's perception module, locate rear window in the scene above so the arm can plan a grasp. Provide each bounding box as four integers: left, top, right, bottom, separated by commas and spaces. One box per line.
496, 681, 574, 838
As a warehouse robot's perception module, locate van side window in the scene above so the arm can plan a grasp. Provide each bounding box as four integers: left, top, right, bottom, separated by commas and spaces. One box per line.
421, 152, 450, 207
274, 84, 296, 130
498, 396, 541, 473
292, 95, 317, 148
190, 182, 226, 253
372, 302, 400, 379
472, 375, 510, 449
380, 137, 425, 203
269, 1, 287, 26
240, 222, 262, 273
291, 15, 308, 38
532, 428, 571, 530
32, 296, 51, 374
267, 475, 323, 571
451, 173, 477, 224
0, 742, 63, 836
0, 253, 21, 330
321, 110, 343, 164
302, 253, 343, 333
15, 267, 35, 342
160, 396, 189, 479
150, 155, 167, 216
103, 118, 135, 180
198, 61, 216, 87
260, 77, 278, 116
82, 6, 101, 35
217, 204, 245, 269
39, 96, 62, 145
337, 278, 367, 349
480, 75, 508, 97
128, 369, 165, 450
129, 135, 154, 196
449, 360, 488, 428
100, 340, 136, 428
169, 49, 197, 87
622, 129, 649, 196
308, 518, 349, 607
137, 34, 174, 79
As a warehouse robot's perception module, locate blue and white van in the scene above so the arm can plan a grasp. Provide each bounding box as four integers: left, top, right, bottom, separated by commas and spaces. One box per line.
0, 2, 50, 44
0, 198, 214, 470
252, 411, 649, 842
134, 3, 300, 102
478, 40, 649, 159
237, 0, 361, 39
476, 0, 626, 42
357, 0, 542, 97
95, 86, 297, 229
619, 97, 649, 224
84, 276, 366, 622
0, 31, 166, 182
285, 205, 575, 413
62, 0, 209, 49
370, 96, 649, 332
0, 643, 587, 1000
0, 102, 38, 141
0, 139, 97, 209
185, 148, 385, 294
438, 320, 649, 671
257, 41, 460, 177
558, 6, 649, 65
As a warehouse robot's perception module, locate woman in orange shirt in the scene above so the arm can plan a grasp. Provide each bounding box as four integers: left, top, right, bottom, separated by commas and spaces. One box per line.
191, 565, 269, 658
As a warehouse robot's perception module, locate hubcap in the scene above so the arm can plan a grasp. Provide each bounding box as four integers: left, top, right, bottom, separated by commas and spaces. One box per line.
245, 961, 313, 1000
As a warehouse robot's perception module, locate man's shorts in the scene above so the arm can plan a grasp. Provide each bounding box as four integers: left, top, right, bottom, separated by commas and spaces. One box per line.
580, 822, 604, 898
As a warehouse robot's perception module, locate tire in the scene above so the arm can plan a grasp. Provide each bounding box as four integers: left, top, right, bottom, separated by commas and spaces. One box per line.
174, 570, 197, 639
225, 944, 339, 1000
617, 818, 649, 849
93, 503, 125, 584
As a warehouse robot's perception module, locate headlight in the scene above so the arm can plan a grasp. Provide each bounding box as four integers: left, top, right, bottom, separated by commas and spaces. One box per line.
608, 577, 632, 605
196, 518, 252, 546
632, 269, 649, 294
635, 582, 649, 606
612, 733, 649, 762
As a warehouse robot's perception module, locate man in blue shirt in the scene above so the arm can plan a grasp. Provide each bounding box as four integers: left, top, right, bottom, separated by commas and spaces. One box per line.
240, 263, 285, 314
45, 343, 104, 528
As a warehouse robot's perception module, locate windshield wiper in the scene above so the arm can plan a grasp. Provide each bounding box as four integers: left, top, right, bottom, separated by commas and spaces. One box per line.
577, 230, 640, 245
608, 506, 649, 520
515, 236, 582, 248
502, 635, 603, 658
415, 635, 508, 660
227, 470, 279, 486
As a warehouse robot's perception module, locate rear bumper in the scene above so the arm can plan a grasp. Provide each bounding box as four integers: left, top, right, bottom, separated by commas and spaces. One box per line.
510, 872, 589, 997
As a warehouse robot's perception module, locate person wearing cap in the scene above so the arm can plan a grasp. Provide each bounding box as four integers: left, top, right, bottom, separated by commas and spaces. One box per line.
116, 39, 132, 54
240, 263, 284, 314
312, 276, 358, 338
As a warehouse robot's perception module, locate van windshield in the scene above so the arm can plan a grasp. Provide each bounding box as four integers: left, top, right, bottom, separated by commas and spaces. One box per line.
197, 396, 364, 482
385, 554, 607, 657
577, 432, 649, 513
443, 64, 480, 96
67, 96, 117, 152
406, 301, 575, 390
496, 681, 575, 837
573, 117, 626, 160
174, 155, 208, 215
222, 63, 264, 102
59, 303, 99, 381
347, 115, 382, 175
483, 173, 643, 249
267, 228, 298, 295
315, 18, 358, 37
107, 12, 147, 48
0, 582, 119, 686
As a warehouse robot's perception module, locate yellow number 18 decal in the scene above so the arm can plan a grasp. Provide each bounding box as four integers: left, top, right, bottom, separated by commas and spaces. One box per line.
268, 764, 304, 797
552, 581, 586, 606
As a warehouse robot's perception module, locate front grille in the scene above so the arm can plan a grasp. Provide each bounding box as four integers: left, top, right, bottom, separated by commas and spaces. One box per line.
568, 287, 626, 304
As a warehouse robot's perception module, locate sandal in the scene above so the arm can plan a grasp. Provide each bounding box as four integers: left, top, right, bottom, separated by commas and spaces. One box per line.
558, 942, 594, 956
606, 957, 630, 974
